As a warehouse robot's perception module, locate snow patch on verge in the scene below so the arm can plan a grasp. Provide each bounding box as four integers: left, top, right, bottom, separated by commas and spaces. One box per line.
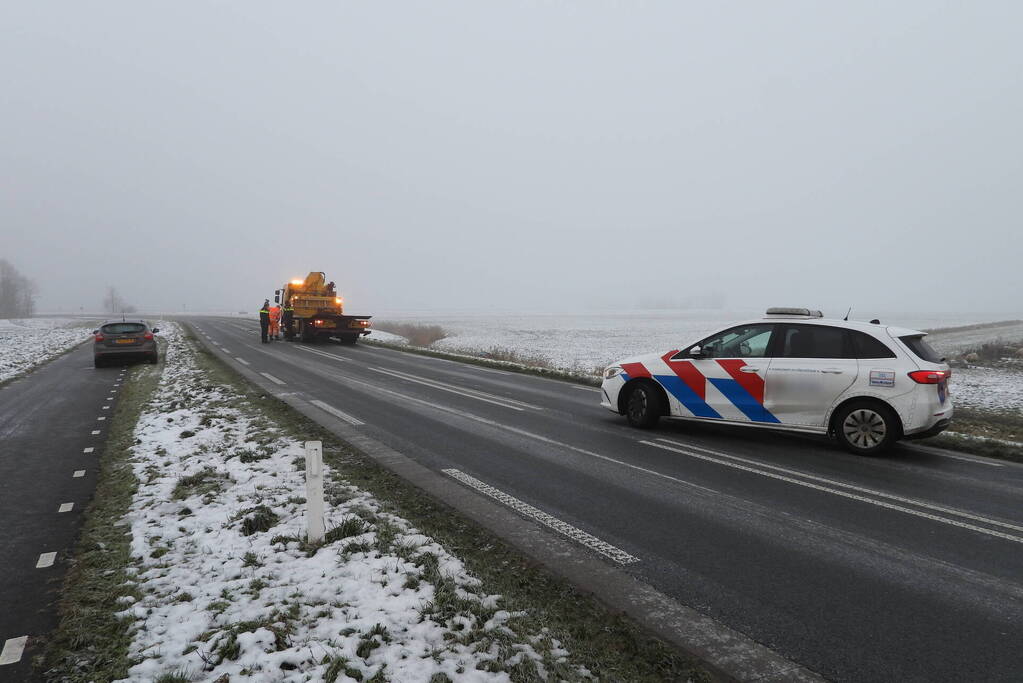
0, 317, 91, 382
117, 324, 586, 681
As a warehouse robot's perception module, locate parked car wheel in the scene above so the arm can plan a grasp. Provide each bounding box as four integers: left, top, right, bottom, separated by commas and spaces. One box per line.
834, 400, 899, 455
625, 382, 662, 429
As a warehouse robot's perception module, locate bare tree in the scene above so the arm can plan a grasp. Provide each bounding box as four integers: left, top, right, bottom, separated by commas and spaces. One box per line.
102, 286, 136, 315
0, 259, 38, 318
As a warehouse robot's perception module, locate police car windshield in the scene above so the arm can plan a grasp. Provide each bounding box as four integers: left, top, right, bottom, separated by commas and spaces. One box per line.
900, 335, 944, 363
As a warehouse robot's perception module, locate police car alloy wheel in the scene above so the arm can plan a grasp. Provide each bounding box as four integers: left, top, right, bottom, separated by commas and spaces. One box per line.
626, 383, 661, 429
835, 401, 898, 455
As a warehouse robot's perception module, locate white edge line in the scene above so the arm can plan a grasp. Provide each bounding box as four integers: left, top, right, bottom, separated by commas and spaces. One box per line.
443, 468, 640, 565
36, 552, 57, 568
58, 503, 74, 513
73, 470, 85, 477
259, 372, 286, 385
236, 357, 250, 366
642, 440, 1023, 544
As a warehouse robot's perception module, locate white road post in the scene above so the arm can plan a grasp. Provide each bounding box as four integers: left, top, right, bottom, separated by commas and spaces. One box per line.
304, 440, 325, 544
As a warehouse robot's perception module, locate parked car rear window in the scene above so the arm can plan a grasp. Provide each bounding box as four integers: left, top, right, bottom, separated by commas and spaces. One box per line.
900, 335, 944, 363
777, 324, 847, 359
850, 331, 897, 359
102, 323, 146, 334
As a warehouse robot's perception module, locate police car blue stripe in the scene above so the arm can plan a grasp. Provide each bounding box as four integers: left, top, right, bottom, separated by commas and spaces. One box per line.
655, 375, 723, 419
707, 378, 781, 423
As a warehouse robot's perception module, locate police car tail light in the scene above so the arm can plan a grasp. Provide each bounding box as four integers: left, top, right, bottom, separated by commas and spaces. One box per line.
908, 370, 948, 384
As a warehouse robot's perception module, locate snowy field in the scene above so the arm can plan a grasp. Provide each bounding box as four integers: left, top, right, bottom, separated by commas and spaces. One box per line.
119, 324, 585, 681
0, 317, 93, 382
372, 310, 1023, 413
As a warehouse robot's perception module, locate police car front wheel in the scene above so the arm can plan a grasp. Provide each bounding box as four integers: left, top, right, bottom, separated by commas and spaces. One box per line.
625, 382, 662, 429
834, 401, 899, 455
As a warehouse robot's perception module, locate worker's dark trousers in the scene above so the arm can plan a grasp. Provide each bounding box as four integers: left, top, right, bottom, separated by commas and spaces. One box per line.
260, 321, 269, 342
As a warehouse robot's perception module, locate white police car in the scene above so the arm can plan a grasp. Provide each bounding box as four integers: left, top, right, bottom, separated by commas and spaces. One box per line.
600, 308, 952, 454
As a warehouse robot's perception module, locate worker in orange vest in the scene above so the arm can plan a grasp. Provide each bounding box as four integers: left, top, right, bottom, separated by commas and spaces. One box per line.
268, 304, 282, 340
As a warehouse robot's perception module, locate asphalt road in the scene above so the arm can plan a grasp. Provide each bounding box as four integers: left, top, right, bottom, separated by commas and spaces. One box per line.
0, 344, 126, 678
192, 317, 1023, 682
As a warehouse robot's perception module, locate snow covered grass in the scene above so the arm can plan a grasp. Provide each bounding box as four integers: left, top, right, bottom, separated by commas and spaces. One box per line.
0, 317, 94, 383
116, 325, 600, 681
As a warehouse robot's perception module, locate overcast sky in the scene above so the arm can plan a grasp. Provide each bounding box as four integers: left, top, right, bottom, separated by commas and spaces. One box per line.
2, 1, 1020, 315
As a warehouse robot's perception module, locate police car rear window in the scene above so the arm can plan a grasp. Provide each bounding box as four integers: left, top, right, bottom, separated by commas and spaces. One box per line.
849, 331, 896, 359
900, 335, 943, 363
102, 323, 146, 334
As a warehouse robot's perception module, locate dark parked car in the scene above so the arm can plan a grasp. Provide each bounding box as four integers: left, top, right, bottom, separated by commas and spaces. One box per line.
93, 320, 159, 367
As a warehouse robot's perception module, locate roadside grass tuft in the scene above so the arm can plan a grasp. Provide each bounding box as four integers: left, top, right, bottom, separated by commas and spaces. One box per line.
171, 467, 230, 500
372, 321, 448, 346
154, 670, 194, 683
240, 504, 280, 536
38, 354, 164, 681
324, 516, 369, 543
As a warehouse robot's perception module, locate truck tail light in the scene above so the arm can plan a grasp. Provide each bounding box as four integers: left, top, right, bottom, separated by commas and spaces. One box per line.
908, 370, 948, 384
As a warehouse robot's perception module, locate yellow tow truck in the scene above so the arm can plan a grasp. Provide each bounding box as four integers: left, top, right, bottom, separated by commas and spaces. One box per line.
274, 272, 371, 344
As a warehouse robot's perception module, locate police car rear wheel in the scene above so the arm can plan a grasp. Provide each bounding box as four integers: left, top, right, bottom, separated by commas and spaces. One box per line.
835, 401, 897, 455
625, 382, 661, 429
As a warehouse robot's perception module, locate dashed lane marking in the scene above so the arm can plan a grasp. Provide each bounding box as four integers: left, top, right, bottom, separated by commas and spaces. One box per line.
260, 372, 286, 385
443, 469, 640, 565
36, 552, 56, 568
236, 358, 250, 366
644, 439, 1023, 545
58, 503, 73, 513
221, 348, 231, 353
97, 417, 106, 421
102, 405, 110, 409
309, 399, 365, 426
73, 470, 85, 478
83, 447, 94, 453
0, 636, 28, 665
368, 366, 543, 411
91, 430, 101, 435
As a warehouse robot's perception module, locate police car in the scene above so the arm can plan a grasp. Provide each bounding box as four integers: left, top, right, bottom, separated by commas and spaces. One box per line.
600, 308, 952, 454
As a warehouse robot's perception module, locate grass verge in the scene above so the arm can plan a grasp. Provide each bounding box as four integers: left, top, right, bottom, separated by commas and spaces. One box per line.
37, 354, 165, 681
924, 407, 1023, 463
186, 329, 711, 681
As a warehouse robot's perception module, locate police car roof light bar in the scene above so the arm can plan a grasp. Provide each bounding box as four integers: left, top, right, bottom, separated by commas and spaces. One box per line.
765, 307, 824, 318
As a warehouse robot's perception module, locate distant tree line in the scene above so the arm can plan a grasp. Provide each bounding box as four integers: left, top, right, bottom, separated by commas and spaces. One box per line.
0, 259, 38, 318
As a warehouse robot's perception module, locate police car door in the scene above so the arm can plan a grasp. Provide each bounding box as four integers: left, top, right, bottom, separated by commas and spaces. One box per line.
764, 324, 858, 427
672, 323, 779, 424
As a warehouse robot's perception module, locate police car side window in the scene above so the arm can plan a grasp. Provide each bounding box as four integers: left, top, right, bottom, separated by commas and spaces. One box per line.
850, 331, 897, 359
698, 324, 774, 358
778, 324, 849, 359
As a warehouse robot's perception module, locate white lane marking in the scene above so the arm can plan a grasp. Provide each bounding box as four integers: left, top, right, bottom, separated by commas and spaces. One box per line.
655, 438, 1023, 534
102, 405, 110, 410
297, 346, 350, 362
236, 357, 251, 366
572, 385, 600, 392
910, 446, 1004, 467
58, 503, 74, 513
97, 417, 106, 421
643, 440, 1023, 544
443, 469, 640, 565
105, 398, 113, 401
369, 366, 542, 411
83, 447, 94, 453
221, 348, 231, 354
73, 470, 85, 478
36, 552, 56, 568
473, 366, 512, 376
0, 636, 28, 665
91, 430, 101, 435
309, 399, 365, 426
260, 372, 286, 385
327, 370, 717, 495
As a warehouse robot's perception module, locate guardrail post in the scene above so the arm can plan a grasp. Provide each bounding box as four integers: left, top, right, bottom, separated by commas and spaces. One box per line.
304, 440, 325, 543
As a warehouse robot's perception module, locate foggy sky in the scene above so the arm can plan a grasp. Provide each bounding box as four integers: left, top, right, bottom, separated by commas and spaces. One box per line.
2, 2, 1020, 315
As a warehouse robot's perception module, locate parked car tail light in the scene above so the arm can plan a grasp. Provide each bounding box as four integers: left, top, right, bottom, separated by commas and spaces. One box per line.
144, 332, 154, 340
94, 334, 105, 341
908, 370, 949, 384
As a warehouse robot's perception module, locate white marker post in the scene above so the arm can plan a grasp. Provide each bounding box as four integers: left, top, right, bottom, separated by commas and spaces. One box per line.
304, 441, 325, 544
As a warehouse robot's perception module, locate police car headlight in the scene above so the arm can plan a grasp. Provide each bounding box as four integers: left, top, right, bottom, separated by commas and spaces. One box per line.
603, 366, 624, 380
